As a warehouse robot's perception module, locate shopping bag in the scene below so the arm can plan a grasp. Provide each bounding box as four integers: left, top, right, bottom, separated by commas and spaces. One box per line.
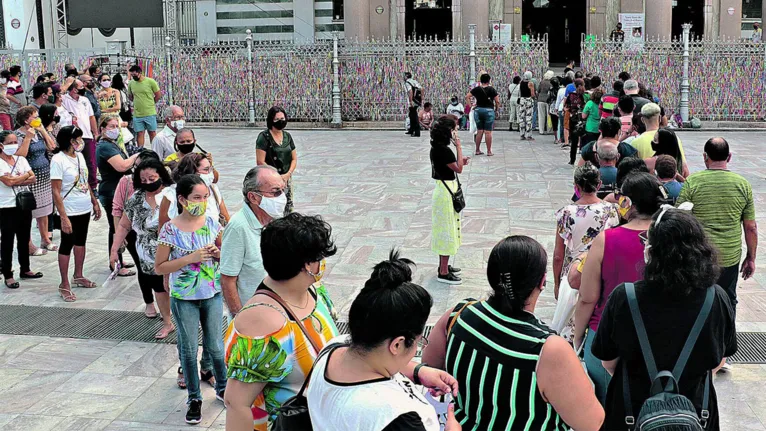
469, 108, 477, 134
551, 275, 578, 343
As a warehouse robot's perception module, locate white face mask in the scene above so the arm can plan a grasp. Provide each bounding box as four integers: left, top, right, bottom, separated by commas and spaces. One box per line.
101, 81, 111, 88
104, 128, 120, 141
257, 193, 287, 219
172, 120, 185, 130
199, 172, 214, 186
0, 78, 7, 85
2, 144, 18, 155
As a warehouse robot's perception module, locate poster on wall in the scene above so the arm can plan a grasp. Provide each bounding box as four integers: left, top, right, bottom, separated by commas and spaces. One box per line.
491, 23, 513, 45
619, 13, 645, 49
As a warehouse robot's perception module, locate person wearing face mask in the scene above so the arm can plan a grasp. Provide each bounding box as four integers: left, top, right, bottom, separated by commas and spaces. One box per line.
30, 83, 53, 110
223, 212, 338, 431
97, 73, 121, 115
445, 95, 465, 129
62, 79, 99, 192
256, 106, 297, 216
111, 159, 175, 339
127, 65, 162, 148
163, 129, 217, 176
97, 115, 140, 278
573, 172, 665, 403
38, 103, 60, 140
14, 106, 57, 255
6, 66, 26, 120
0, 70, 12, 131
152, 105, 186, 161
220, 165, 285, 317
79, 75, 101, 122
155, 174, 227, 425
0, 130, 41, 289
50, 126, 102, 301
159, 153, 229, 232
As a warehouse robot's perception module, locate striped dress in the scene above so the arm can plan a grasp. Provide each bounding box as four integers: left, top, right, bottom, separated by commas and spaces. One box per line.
445, 299, 569, 431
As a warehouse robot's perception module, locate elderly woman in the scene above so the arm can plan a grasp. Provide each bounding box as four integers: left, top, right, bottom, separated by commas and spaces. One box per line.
307, 250, 460, 430
430, 115, 469, 285
224, 213, 338, 431
0, 130, 40, 289
256, 106, 297, 216
574, 172, 664, 402
422, 235, 605, 431
518, 71, 536, 141
537, 70, 555, 134
14, 106, 56, 255
593, 207, 736, 430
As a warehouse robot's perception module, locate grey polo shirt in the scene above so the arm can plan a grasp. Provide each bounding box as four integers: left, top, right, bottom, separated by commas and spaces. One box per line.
220, 204, 266, 309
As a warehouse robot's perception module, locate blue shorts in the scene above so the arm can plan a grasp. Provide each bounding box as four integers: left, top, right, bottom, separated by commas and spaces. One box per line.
474, 107, 495, 131
133, 115, 158, 132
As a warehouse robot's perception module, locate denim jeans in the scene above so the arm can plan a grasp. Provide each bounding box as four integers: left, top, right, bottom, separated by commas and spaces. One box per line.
584, 328, 611, 405
171, 293, 227, 402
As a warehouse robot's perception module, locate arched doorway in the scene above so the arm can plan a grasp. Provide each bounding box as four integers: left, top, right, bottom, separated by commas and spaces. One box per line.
406, 0, 453, 40
672, 0, 705, 39
522, 0, 586, 64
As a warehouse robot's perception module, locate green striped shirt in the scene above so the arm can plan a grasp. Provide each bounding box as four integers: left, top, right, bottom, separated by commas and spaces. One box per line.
677, 169, 755, 266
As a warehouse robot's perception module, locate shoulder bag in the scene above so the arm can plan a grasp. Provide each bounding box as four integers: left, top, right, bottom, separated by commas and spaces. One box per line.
442, 174, 466, 214
253, 289, 324, 431
261, 131, 286, 174
7, 157, 37, 212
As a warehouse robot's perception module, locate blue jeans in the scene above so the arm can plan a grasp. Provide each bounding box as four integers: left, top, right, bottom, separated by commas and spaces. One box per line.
473, 107, 495, 130
532, 105, 538, 130
585, 328, 611, 405
558, 111, 565, 141
171, 293, 227, 402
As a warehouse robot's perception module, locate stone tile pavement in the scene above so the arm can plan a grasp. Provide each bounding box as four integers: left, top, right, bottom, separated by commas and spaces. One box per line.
0, 129, 764, 429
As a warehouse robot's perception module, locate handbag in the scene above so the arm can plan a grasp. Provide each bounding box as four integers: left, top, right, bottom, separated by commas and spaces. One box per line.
440, 174, 465, 214
7, 158, 37, 212
209, 185, 228, 227
253, 289, 324, 431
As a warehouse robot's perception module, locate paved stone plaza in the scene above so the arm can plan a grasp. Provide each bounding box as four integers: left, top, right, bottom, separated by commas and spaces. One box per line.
0, 129, 765, 429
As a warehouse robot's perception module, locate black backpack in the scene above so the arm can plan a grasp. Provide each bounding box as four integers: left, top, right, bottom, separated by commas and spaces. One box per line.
623, 283, 713, 431
412, 86, 423, 106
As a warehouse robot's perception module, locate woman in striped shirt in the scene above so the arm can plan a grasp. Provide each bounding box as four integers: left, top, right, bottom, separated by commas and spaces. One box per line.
422, 235, 604, 431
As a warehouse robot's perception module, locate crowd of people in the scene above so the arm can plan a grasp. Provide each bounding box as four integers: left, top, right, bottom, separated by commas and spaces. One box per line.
0, 61, 756, 431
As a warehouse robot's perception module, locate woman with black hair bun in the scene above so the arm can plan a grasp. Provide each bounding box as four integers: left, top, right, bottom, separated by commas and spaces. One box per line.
574, 171, 665, 403
422, 236, 604, 430
307, 249, 461, 431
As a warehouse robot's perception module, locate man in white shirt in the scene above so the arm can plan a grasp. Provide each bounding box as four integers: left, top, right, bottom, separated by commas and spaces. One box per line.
61, 80, 98, 192
151, 105, 185, 161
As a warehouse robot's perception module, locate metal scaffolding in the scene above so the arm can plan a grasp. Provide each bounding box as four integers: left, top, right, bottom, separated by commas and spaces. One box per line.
164, 0, 177, 46
54, 0, 68, 48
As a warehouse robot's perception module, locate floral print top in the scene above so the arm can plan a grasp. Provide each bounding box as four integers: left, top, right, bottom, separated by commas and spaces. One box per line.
555, 202, 620, 270
157, 216, 222, 300
224, 283, 339, 431
124, 189, 162, 275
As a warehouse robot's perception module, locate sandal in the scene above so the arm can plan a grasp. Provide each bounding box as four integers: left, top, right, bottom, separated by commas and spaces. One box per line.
58, 285, 76, 302
122, 262, 135, 269
20, 271, 43, 279
72, 277, 97, 288
177, 367, 187, 389
487, 152, 494, 156
29, 247, 47, 257
117, 268, 136, 277
475, 151, 484, 155
200, 369, 216, 387
4, 279, 19, 289
42, 243, 58, 252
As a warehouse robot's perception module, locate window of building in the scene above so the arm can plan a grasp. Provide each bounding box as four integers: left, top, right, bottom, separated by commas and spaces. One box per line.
315, 24, 344, 32
217, 10, 294, 19
332, 0, 344, 21
217, 25, 294, 34
315, 9, 334, 18
743, 0, 763, 20
216, 0, 292, 4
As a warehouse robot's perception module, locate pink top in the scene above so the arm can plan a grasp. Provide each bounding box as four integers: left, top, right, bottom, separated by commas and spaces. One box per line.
590, 226, 646, 331
112, 175, 135, 218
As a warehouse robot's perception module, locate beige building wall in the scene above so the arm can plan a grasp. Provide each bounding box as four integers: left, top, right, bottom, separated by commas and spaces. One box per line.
719, 0, 742, 38
462, 0, 491, 38
645, 0, 672, 38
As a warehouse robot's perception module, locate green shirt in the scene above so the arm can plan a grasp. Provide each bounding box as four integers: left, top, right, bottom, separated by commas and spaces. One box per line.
677, 169, 756, 267
127, 77, 160, 118
256, 130, 295, 174
583, 100, 601, 133
630, 129, 688, 162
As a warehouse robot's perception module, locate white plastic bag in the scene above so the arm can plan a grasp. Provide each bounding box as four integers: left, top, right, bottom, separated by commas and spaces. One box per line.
469, 107, 477, 135
551, 275, 578, 343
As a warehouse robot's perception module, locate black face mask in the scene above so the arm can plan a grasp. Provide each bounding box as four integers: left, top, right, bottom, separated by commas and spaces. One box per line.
48, 95, 55, 103
273, 120, 287, 130
77, 88, 87, 96
132, 75, 140, 81
53, 115, 60, 124
178, 144, 195, 154
141, 179, 163, 193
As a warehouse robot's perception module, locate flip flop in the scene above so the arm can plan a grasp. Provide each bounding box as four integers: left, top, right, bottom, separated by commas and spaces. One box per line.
475, 151, 484, 155
117, 268, 136, 277
487, 152, 494, 156
122, 262, 135, 269
42, 243, 58, 252
72, 277, 97, 288
29, 248, 46, 257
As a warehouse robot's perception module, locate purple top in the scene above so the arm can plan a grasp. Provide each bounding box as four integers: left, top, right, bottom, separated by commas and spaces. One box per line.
590, 226, 646, 331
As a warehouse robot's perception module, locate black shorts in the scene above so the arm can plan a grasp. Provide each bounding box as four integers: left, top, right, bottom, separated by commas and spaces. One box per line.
59, 213, 91, 256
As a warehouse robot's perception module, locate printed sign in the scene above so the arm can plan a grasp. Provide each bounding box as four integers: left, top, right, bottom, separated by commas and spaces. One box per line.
619, 13, 645, 49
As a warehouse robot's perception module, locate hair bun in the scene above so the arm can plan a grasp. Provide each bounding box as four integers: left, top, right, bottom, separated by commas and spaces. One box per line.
369, 249, 415, 290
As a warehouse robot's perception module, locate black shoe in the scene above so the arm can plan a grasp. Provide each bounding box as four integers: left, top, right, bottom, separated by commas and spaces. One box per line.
200, 369, 215, 387
19, 271, 43, 279
437, 272, 462, 285
185, 399, 202, 425
405, 131, 412, 135
448, 265, 462, 274
412, 133, 421, 137
216, 389, 225, 403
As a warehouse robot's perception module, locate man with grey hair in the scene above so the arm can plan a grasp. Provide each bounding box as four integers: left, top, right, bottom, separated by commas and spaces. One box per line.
220, 165, 286, 316
595, 141, 619, 189
622, 79, 650, 114
151, 105, 185, 160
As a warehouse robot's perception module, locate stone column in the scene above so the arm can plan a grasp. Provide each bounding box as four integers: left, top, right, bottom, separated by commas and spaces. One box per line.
343, 0, 370, 40
397, 0, 406, 39
605, 0, 620, 35
645, 0, 672, 38
462, 0, 491, 38
704, 0, 718, 37
719, 0, 741, 38
453, 0, 463, 39
389, 0, 397, 40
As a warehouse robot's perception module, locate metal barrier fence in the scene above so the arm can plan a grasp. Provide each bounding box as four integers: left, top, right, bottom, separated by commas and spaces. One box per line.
0, 34, 548, 123
581, 36, 766, 121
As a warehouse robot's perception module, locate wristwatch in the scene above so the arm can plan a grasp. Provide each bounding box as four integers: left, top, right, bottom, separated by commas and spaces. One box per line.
413, 363, 428, 385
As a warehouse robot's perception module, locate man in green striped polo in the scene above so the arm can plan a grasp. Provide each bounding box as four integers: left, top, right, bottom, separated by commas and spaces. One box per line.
677, 137, 757, 316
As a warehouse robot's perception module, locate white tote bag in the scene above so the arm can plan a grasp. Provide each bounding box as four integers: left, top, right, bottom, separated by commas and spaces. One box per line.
551, 275, 578, 343
469, 107, 477, 135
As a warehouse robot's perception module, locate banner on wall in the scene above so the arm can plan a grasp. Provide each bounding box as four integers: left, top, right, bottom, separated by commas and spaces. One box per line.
492, 23, 513, 45
619, 13, 645, 49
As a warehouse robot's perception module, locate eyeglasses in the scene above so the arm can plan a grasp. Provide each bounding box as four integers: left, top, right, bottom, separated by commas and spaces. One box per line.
638, 231, 648, 246
417, 335, 429, 350
256, 188, 286, 198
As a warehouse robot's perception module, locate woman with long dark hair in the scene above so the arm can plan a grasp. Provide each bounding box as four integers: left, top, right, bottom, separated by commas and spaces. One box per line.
644, 128, 690, 180
593, 208, 736, 430
574, 172, 665, 402
422, 235, 604, 430
430, 115, 469, 285
50, 126, 101, 301
256, 106, 296, 215
307, 250, 460, 430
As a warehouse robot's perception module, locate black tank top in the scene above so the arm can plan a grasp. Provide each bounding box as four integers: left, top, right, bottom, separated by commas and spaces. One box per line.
519, 80, 532, 98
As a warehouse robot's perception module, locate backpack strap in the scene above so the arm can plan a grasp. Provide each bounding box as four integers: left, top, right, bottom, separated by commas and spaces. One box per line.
625, 283, 658, 378
671, 286, 715, 380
